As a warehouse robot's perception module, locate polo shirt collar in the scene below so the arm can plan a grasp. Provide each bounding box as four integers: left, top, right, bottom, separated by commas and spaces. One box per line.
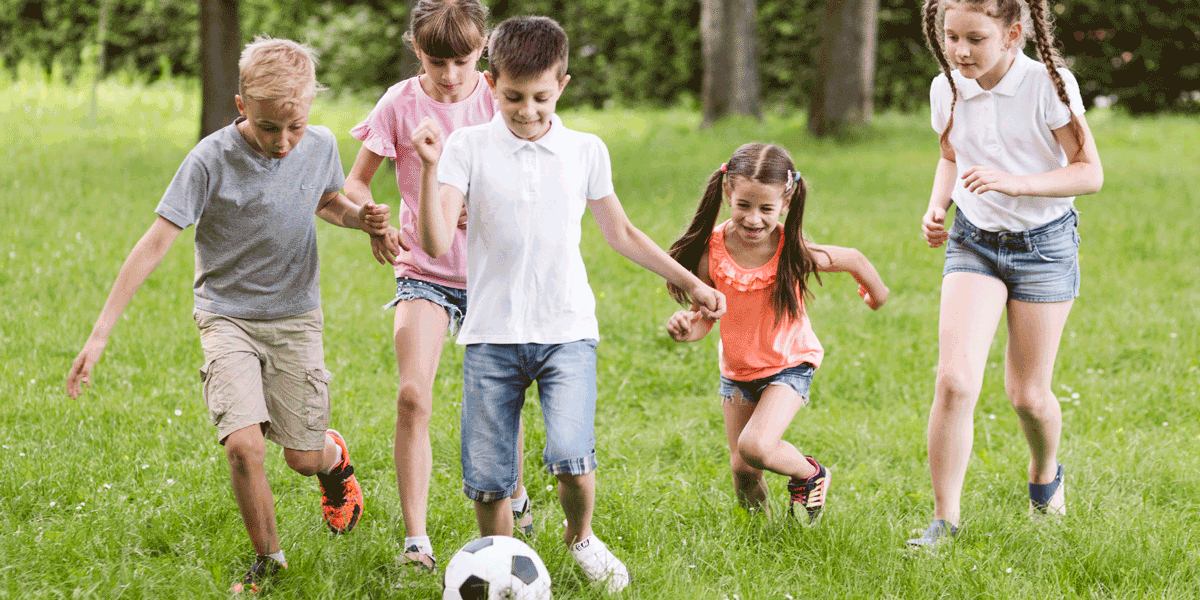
490, 113, 566, 156
954, 50, 1032, 100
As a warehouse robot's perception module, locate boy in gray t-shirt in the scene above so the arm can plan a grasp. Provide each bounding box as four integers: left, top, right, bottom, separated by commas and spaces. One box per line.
66, 37, 391, 593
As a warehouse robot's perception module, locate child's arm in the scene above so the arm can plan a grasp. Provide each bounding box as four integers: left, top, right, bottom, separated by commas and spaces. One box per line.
316, 188, 392, 236
807, 242, 889, 310
590, 194, 726, 320
411, 117, 465, 259
923, 145, 957, 249
960, 115, 1103, 198
666, 251, 717, 342
66, 216, 183, 399
344, 146, 402, 265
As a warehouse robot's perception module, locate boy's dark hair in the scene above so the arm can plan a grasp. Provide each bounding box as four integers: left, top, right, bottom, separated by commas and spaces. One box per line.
487, 16, 568, 81
405, 0, 489, 60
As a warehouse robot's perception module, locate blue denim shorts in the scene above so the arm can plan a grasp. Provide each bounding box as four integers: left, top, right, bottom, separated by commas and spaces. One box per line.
382, 277, 467, 333
719, 362, 816, 405
943, 209, 1081, 303
461, 340, 600, 502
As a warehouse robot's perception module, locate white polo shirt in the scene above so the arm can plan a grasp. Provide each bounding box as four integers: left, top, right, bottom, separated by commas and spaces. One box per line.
439, 113, 615, 344
931, 51, 1085, 232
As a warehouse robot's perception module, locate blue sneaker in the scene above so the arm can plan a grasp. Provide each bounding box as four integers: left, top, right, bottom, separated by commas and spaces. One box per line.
906, 519, 958, 547
1029, 463, 1066, 517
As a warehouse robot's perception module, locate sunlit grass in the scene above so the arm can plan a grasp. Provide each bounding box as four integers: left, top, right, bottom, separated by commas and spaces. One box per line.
2, 73, 1198, 599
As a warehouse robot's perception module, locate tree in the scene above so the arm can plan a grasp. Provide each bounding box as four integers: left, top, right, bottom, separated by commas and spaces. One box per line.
199, 0, 241, 140
701, 0, 761, 128
808, 0, 879, 137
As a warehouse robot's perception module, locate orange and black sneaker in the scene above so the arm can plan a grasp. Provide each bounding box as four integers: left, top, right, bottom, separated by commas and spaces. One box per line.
230, 555, 284, 594
787, 456, 831, 524
317, 429, 363, 534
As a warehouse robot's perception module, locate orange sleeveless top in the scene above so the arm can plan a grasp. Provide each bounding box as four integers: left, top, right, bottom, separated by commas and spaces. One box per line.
709, 221, 824, 381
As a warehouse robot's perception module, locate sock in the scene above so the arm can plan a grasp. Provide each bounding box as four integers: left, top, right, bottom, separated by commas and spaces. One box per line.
510, 489, 529, 513
404, 536, 433, 556
268, 550, 288, 567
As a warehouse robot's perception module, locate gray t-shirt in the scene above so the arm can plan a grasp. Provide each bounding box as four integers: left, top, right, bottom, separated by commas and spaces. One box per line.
155, 119, 346, 320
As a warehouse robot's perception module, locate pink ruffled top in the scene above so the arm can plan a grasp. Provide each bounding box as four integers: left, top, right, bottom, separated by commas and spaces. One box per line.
709, 221, 824, 381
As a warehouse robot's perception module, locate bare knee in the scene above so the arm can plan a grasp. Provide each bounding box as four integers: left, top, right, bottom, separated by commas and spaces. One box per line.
1006, 382, 1056, 420
736, 436, 770, 471
934, 371, 980, 410
396, 382, 433, 426
225, 435, 266, 476
284, 449, 324, 476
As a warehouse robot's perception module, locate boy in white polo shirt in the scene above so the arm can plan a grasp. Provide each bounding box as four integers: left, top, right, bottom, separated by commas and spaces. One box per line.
411, 16, 725, 592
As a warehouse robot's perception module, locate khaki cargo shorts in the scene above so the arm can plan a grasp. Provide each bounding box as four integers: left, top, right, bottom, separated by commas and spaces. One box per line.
194, 308, 331, 451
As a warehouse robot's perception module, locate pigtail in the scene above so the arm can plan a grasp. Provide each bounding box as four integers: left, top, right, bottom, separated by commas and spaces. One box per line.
667, 169, 726, 306
923, 0, 958, 153
773, 176, 825, 326
1027, 0, 1085, 161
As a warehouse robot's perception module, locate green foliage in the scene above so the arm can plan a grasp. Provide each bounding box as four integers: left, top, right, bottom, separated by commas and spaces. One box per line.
4, 73, 1200, 599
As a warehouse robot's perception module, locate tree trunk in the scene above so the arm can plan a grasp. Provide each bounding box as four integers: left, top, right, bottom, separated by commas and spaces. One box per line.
701, 0, 759, 128
808, 0, 879, 137
199, 0, 241, 140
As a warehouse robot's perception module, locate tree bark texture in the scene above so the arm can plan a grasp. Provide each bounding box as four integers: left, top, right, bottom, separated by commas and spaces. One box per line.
199, 0, 241, 140
808, 0, 879, 137
701, 0, 759, 128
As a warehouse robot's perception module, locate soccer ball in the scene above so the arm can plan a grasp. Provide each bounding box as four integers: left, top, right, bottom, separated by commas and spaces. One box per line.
442, 535, 552, 600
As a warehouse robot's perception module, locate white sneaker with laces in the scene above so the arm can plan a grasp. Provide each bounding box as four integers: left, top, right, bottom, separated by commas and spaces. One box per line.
570, 534, 630, 593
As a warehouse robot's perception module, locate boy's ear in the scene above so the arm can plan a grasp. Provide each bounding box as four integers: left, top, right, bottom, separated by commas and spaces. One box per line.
234, 95, 246, 117
483, 71, 497, 94
558, 73, 571, 93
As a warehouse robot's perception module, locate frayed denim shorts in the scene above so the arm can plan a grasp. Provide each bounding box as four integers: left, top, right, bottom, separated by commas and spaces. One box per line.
382, 277, 467, 333
719, 362, 816, 405
944, 209, 1081, 303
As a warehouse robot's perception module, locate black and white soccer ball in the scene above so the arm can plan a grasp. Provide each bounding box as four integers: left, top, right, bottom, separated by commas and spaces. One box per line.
442, 535, 552, 600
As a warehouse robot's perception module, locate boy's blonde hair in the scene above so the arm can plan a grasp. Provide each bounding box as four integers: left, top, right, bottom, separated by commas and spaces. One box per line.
238, 36, 327, 101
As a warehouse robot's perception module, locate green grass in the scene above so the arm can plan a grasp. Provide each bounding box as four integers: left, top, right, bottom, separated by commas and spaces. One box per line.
2, 75, 1199, 599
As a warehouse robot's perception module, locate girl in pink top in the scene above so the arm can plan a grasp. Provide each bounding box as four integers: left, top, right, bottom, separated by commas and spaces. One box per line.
665, 142, 889, 523
342, 0, 529, 571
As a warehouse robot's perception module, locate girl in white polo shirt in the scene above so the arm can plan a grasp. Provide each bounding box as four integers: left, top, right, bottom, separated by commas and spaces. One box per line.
909, 0, 1104, 546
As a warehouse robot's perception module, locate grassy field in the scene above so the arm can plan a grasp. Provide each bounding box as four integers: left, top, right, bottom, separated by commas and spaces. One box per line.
2, 74, 1198, 599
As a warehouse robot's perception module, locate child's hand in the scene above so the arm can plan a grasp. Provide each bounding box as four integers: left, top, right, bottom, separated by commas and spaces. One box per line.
689, 283, 726, 320
858, 283, 889, 310
962, 166, 1026, 197
357, 200, 391, 236
66, 338, 107, 399
458, 204, 468, 230
371, 226, 403, 265
666, 310, 702, 342
922, 205, 949, 248
411, 117, 443, 166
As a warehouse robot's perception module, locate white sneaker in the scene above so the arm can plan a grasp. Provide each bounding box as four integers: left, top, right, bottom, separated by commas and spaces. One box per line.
570, 534, 630, 593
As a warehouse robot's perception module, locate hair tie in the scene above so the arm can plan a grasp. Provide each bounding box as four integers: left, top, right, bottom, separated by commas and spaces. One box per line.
794, 171, 803, 182
719, 163, 728, 173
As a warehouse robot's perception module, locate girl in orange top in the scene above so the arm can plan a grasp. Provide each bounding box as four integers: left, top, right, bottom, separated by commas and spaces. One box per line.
666, 142, 889, 522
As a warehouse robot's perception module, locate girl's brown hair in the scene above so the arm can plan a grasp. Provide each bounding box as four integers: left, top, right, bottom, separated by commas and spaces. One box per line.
404, 0, 488, 60
922, 0, 1084, 158
667, 143, 824, 325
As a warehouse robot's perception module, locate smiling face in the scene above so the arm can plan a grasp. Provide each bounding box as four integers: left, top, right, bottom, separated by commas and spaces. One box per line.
235, 95, 312, 159
415, 42, 484, 103
943, 5, 1021, 89
485, 66, 569, 141
723, 177, 789, 245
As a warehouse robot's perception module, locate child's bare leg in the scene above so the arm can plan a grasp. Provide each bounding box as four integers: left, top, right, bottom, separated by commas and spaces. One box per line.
224, 424, 278, 555
282, 433, 340, 476
928, 272, 1007, 526
474, 496, 514, 536
722, 395, 769, 512
1004, 299, 1072, 484
392, 299, 451, 539
736, 386, 816, 480
557, 472, 595, 545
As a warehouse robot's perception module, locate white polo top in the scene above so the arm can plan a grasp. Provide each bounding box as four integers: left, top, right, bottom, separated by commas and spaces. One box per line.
931, 51, 1086, 232
438, 113, 615, 344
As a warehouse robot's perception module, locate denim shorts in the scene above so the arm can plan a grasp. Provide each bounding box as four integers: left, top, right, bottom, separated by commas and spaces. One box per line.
460, 340, 600, 502
719, 362, 816, 405
943, 209, 1081, 303
382, 277, 467, 333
